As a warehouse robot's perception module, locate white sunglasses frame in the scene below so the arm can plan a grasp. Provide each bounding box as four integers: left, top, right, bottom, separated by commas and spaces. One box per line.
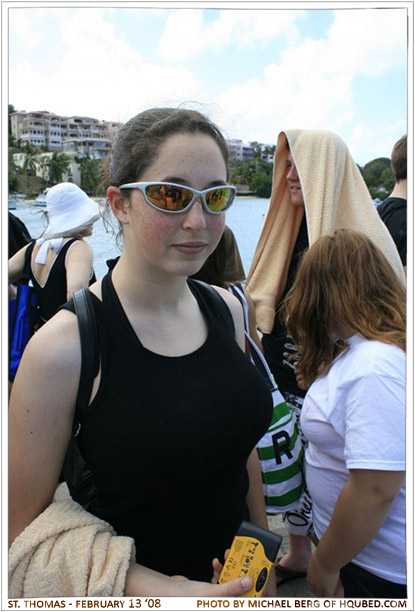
119, 182, 236, 214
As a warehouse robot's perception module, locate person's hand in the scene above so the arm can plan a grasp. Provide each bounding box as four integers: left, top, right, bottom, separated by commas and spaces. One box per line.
124, 560, 253, 597
169, 573, 253, 597
211, 550, 229, 584
211, 551, 277, 597
263, 572, 277, 596
307, 551, 344, 598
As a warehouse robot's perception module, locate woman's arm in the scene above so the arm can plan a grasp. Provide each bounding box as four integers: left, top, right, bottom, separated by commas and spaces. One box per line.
245, 450, 277, 596
65, 240, 95, 299
9, 310, 81, 546
124, 563, 253, 596
307, 468, 405, 597
246, 450, 268, 529
8, 243, 30, 284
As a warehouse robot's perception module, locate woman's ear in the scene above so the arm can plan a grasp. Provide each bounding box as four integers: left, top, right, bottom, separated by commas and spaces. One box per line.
107, 186, 129, 224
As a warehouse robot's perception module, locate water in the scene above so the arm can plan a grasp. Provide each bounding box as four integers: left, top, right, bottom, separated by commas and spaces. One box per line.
9, 197, 270, 279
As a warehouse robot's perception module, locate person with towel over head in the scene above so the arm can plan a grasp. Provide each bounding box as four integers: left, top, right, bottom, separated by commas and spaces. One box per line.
9, 182, 100, 328
245, 129, 405, 587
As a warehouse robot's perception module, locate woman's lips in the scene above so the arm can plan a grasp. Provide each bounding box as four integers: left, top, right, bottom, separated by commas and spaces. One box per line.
173, 242, 208, 254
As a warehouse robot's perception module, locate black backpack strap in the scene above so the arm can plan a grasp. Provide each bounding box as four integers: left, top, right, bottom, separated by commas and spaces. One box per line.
189, 279, 235, 337
21, 241, 35, 283
72, 288, 98, 436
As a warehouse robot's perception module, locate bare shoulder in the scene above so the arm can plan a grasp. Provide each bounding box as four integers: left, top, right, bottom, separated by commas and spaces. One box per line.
67, 239, 93, 257
12, 309, 81, 412
27, 309, 80, 362
211, 285, 245, 349
211, 285, 242, 315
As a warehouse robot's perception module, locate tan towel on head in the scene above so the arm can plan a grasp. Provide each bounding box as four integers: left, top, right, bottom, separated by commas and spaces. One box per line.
9, 489, 135, 598
246, 129, 405, 333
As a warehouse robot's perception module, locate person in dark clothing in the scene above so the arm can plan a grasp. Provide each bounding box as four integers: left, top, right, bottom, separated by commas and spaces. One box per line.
9, 183, 99, 326
9, 212, 31, 258
377, 135, 407, 270
9, 108, 274, 597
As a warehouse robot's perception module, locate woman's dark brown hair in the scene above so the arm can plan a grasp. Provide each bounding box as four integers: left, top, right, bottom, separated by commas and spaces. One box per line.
282, 228, 406, 388
105, 107, 229, 188
191, 225, 245, 288
100, 107, 230, 246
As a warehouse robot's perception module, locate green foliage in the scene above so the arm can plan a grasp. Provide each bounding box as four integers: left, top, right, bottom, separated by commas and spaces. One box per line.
229, 158, 273, 197
360, 157, 393, 200
25, 189, 39, 199
76, 155, 102, 194
22, 142, 39, 188
251, 171, 273, 198
8, 104, 16, 137
48, 152, 71, 184
248, 141, 262, 159
9, 169, 18, 192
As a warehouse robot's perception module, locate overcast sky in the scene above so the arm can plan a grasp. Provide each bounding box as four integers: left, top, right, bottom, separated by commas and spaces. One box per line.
8, 3, 408, 165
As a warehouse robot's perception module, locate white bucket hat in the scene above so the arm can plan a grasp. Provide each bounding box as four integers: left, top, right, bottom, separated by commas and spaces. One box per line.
43, 182, 100, 238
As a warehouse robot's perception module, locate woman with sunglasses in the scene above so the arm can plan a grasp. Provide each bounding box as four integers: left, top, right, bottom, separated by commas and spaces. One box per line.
9, 108, 274, 597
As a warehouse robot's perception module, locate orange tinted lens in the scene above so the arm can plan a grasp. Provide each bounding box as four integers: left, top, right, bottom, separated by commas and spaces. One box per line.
205, 188, 233, 212
145, 185, 193, 211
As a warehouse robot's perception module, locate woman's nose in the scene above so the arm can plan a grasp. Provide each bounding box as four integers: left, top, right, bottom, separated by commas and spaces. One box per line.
287, 165, 298, 181
182, 199, 207, 230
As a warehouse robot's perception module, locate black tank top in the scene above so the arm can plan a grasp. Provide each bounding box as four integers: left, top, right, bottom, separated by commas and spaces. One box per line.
27, 238, 95, 323
262, 217, 309, 397
63, 272, 272, 581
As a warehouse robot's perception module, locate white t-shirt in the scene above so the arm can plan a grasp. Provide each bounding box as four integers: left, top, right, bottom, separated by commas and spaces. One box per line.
301, 335, 406, 584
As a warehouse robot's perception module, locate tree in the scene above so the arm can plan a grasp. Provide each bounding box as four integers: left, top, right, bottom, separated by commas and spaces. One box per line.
360, 157, 394, 200
22, 142, 39, 189
9, 169, 18, 192
251, 171, 273, 198
47, 152, 71, 184
38, 155, 50, 184
229, 160, 256, 186
76, 155, 101, 194
248, 141, 262, 159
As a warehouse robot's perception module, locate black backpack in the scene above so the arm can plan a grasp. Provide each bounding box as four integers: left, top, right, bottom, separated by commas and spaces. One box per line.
62, 281, 234, 508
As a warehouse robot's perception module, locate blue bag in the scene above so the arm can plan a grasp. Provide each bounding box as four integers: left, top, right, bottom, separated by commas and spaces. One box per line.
9, 243, 39, 381
9, 284, 38, 381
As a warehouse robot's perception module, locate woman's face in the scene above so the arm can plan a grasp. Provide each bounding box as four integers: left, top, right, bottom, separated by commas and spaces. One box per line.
286, 152, 304, 207
120, 132, 227, 278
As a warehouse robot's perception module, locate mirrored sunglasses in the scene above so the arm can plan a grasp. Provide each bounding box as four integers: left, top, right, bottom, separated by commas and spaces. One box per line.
119, 182, 236, 214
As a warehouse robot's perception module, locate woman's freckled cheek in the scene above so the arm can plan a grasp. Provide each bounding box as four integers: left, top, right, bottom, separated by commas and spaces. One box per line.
137, 212, 176, 250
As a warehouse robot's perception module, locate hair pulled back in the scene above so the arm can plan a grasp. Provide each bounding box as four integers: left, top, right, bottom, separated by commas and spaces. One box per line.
282, 228, 406, 387
105, 107, 229, 188
391, 135, 407, 182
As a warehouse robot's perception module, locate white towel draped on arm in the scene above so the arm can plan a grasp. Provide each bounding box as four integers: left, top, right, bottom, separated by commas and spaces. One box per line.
9, 486, 135, 598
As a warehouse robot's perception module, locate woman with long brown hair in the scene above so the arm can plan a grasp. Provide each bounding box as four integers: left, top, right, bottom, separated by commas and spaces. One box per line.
246, 129, 405, 586
9, 108, 272, 597
283, 228, 406, 598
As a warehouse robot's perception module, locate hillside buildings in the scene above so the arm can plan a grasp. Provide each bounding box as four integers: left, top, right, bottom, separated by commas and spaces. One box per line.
10, 110, 121, 159
10, 109, 274, 190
